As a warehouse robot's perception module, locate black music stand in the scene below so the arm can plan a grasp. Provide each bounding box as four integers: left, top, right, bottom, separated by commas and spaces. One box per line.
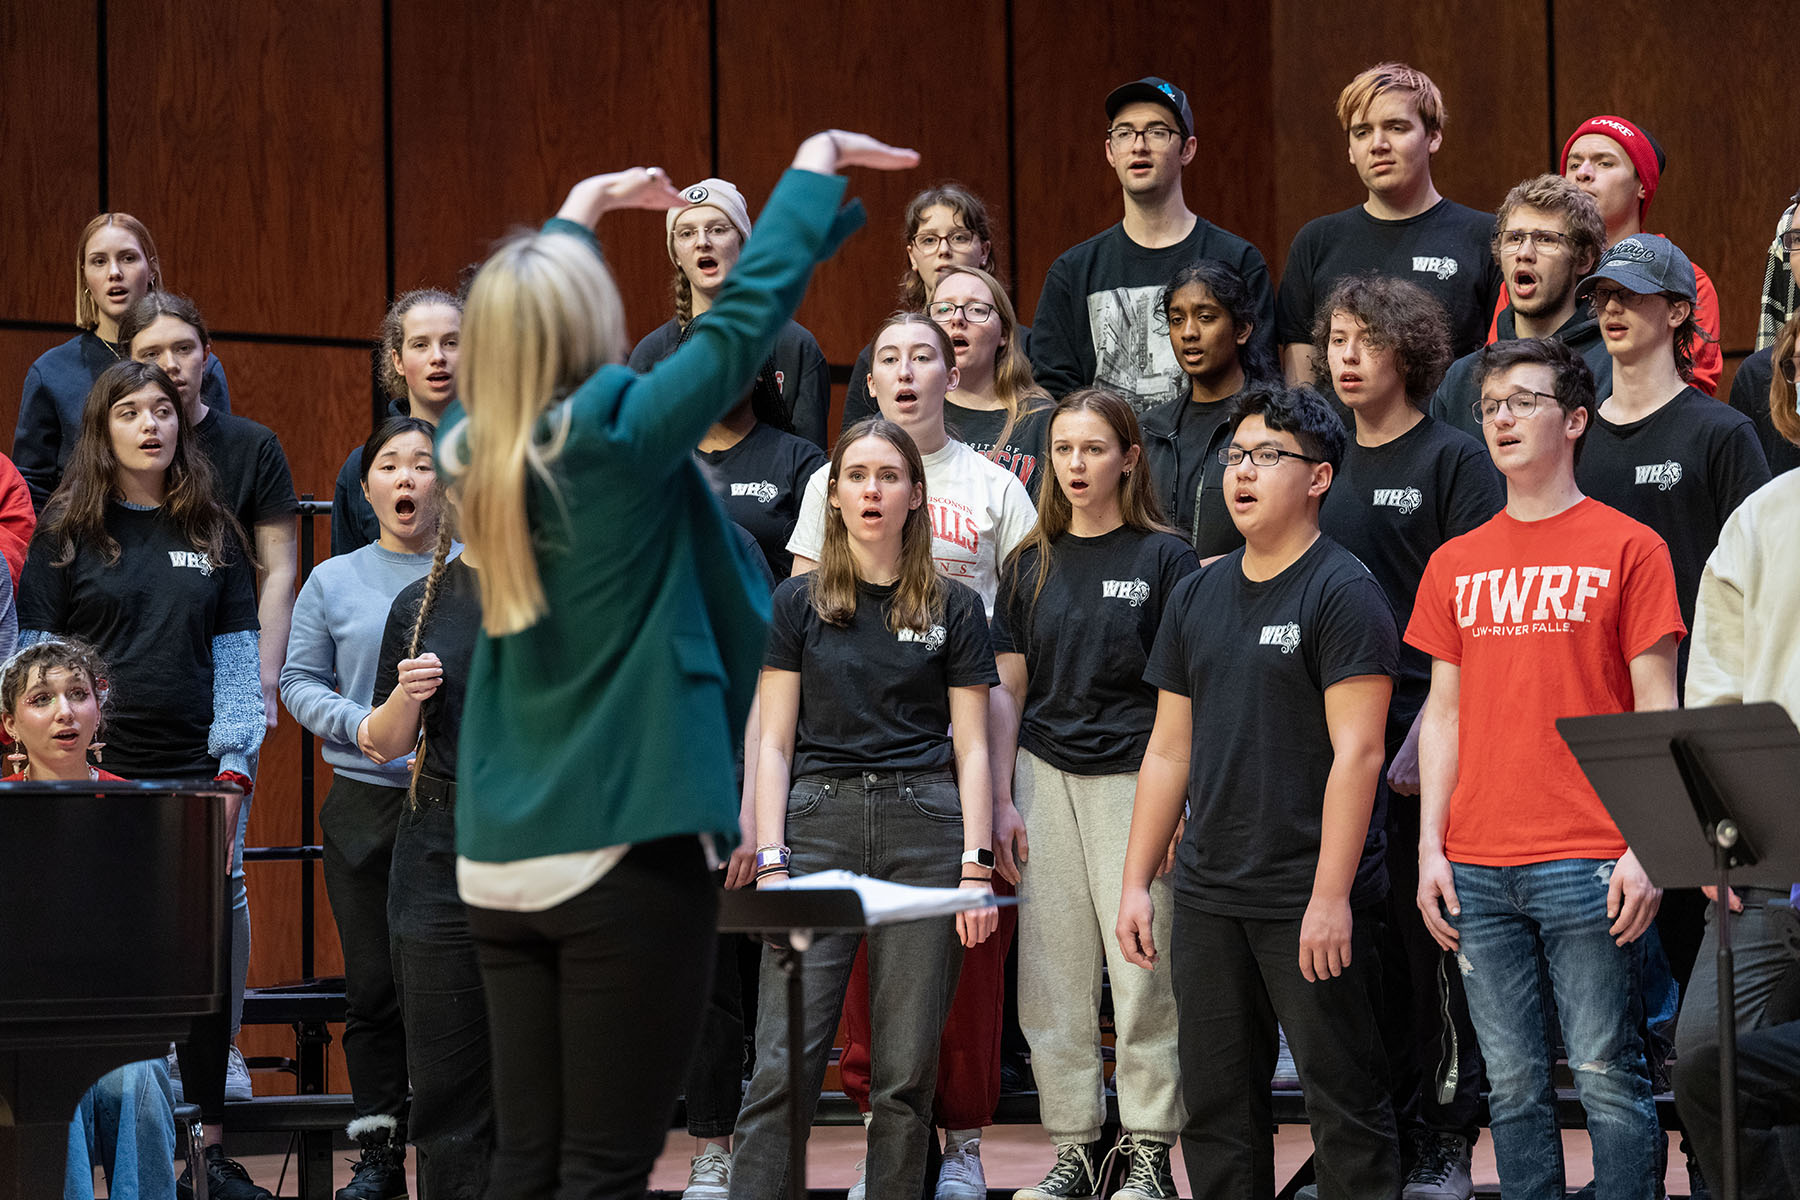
717, 882, 1018, 1200
1558, 702, 1800, 1200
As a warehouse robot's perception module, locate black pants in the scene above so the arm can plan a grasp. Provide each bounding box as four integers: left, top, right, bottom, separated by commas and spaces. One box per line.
683, 911, 748, 1140
1380, 797, 1484, 1145
1676, 1021, 1800, 1190
389, 791, 493, 1198
1171, 898, 1400, 1199
320, 775, 409, 1126
467, 837, 718, 1200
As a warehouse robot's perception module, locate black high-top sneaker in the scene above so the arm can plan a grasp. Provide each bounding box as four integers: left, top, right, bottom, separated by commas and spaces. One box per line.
337, 1115, 408, 1200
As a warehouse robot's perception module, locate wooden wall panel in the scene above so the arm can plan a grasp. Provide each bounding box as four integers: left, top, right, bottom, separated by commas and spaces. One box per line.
1011, 0, 1277, 326
714, 0, 1013, 364
1268, 2, 1549, 283
0, 329, 78, 452
210, 341, 373, 503
105, 0, 385, 339
0, 5, 99, 325
391, 0, 713, 350
1553, 1, 1799, 354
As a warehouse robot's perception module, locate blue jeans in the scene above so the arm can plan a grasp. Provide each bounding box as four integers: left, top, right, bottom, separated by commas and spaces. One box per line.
730, 771, 966, 1200
65, 1059, 176, 1200
1450, 859, 1659, 1200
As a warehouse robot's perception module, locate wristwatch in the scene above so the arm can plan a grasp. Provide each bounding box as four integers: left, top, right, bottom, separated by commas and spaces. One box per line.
960, 848, 995, 869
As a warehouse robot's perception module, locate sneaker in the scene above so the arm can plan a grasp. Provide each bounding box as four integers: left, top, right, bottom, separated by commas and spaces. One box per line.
224, 1044, 254, 1101
683, 1142, 731, 1200
1402, 1132, 1473, 1200
167, 1047, 183, 1104
1110, 1135, 1177, 1200
846, 1156, 868, 1200
338, 1116, 408, 1200
1016, 1140, 1103, 1199
935, 1134, 985, 1200
178, 1144, 273, 1200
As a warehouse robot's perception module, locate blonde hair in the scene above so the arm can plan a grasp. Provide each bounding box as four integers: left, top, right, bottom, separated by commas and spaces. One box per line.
75, 213, 162, 330
446, 229, 625, 635
811, 418, 943, 633
1336, 62, 1446, 135
1773, 313, 1800, 447
931, 266, 1050, 460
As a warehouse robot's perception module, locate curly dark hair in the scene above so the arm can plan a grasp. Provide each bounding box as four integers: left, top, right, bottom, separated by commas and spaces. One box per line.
1310, 273, 1452, 407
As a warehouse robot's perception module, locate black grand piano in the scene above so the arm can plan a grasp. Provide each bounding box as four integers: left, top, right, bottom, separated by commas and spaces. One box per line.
0, 779, 232, 1199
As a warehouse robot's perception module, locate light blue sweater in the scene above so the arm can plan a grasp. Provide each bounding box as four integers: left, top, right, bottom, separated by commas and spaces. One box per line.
280, 543, 447, 787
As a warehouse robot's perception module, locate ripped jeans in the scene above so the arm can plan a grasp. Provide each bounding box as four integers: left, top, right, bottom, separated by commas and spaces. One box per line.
1449, 859, 1659, 1200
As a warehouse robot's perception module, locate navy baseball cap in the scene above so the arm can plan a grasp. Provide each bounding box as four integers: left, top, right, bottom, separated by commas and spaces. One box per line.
1575, 234, 1698, 303
1105, 77, 1192, 140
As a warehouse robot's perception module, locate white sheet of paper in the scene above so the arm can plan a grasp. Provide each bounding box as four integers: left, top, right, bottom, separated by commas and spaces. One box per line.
766, 869, 993, 926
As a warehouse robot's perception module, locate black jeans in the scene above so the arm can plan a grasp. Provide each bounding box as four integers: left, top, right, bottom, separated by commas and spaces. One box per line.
320, 775, 410, 1126
1381, 796, 1484, 1145
467, 836, 718, 1200
1171, 898, 1400, 1199
683, 902, 748, 1140
389, 789, 493, 1197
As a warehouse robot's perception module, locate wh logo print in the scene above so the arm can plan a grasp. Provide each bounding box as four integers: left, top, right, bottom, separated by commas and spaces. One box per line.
1412, 256, 1460, 281
1634, 461, 1683, 491
1259, 623, 1301, 654
1101, 578, 1151, 607
896, 624, 946, 651
1373, 487, 1422, 514
731, 481, 779, 503
168, 551, 214, 575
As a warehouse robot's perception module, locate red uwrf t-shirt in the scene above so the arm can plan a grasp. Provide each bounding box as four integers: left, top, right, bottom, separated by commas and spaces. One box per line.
1405, 498, 1686, 866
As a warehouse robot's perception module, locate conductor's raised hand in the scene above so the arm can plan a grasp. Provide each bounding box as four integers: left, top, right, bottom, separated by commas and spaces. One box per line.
555, 167, 686, 230
790, 131, 921, 175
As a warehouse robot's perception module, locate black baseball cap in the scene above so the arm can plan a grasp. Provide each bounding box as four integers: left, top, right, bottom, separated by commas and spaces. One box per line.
1105, 77, 1192, 140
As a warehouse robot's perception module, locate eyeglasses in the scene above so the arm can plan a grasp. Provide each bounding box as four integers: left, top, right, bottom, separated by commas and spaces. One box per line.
1780, 356, 1799, 384
1217, 445, 1322, 468
1586, 284, 1658, 313
673, 222, 736, 246
1108, 124, 1181, 149
1471, 389, 1558, 424
928, 300, 996, 324
911, 229, 980, 254
1499, 229, 1573, 254
1779, 229, 1800, 253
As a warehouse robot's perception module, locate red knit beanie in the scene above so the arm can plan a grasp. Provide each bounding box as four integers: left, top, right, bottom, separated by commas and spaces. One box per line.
1561, 115, 1665, 223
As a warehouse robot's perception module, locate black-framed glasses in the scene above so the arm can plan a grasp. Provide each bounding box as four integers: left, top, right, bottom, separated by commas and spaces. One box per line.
1217, 445, 1322, 468
1107, 124, 1180, 149
1471, 389, 1558, 424
1499, 229, 1573, 254
1780, 356, 1799, 384
1779, 229, 1800, 253
910, 229, 979, 254
1586, 284, 1657, 313
928, 300, 996, 324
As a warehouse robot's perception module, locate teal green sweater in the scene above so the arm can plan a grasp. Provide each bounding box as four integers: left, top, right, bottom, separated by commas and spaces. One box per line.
450, 168, 864, 862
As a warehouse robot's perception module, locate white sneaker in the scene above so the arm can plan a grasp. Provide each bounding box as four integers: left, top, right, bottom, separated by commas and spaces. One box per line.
224, 1044, 253, 1101
846, 1156, 867, 1200
936, 1135, 985, 1200
682, 1142, 731, 1200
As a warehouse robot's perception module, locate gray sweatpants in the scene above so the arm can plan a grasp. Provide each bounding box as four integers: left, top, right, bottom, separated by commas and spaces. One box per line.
1014, 747, 1184, 1144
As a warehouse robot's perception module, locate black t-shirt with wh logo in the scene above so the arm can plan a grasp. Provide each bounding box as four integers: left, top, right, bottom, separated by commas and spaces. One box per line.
1576, 385, 1770, 672
694, 421, 826, 580
1275, 199, 1501, 358
1144, 536, 1397, 919
991, 525, 1196, 775
18, 504, 259, 777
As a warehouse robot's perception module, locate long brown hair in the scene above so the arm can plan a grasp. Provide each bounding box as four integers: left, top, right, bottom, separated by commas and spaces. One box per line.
811, 418, 944, 634
37, 361, 243, 569
1004, 388, 1175, 625
1772, 312, 1800, 447
931, 266, 1050, 459
402, 489, 460, 801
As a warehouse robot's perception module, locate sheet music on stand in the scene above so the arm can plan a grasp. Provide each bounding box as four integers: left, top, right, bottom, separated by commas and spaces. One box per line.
762, 868, 998, 924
